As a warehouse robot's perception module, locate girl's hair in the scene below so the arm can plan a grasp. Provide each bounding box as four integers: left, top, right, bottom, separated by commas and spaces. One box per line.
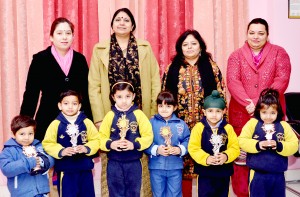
59, 90, 82, 103
110, 80, 135, 104
11, 115, 36, 135
254, 88, 284, 122
111, 8, 136, 32
247, 18, 269, 35
50, 17, 74, 36
157, 90, 177, 106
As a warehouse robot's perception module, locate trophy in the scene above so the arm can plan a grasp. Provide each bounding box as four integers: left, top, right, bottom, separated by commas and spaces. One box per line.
210, 132, 224, 155
160, 126, 172, 153
22, 146, 41, 175
117, 114, 130, 140
65, 124, 80, 148
262, 123, 275, 148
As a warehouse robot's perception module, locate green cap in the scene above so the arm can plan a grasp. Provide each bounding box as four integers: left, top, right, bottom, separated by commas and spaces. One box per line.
203, 90, 226, 109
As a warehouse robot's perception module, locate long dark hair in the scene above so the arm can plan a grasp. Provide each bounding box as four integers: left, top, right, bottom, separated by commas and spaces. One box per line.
164, 29, 216, 99
254, 88, 284, 122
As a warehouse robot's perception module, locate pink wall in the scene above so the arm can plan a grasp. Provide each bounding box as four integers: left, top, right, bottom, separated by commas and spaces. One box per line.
248, 0, 300, 93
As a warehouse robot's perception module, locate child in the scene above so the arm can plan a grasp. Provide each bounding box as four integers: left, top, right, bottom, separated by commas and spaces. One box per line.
238, 88, 298, 197
145, 90, 190, 197
0, 115, 54, 197
188, 90, 240, 197
99, 80, 153, 197
42, 90, 100, 197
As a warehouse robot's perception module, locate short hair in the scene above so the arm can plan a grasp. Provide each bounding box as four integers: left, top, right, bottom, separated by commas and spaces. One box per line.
50, 17, 74, 36
59, 90, 82, 103
254, 88, 284, 122
111, 8, 136, 32
247, 18, 269, 35
157, 91, 177, 106
11, 115, 36, 135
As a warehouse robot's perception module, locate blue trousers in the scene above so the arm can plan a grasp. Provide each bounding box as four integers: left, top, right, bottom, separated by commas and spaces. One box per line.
249, 169, 285, 197
57, 170, 95, 197
107, 159, 142, 197
197, 175, 230, 197
150, 169, 182, 197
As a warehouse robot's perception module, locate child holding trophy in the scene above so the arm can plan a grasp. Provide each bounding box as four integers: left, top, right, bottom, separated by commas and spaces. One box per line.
145, 90, 190, 197
188, 90, 240, 197
0, 115, 54, 197
99, 80, 153, 197
42, 90, 100, 197
238, 88, 298, 197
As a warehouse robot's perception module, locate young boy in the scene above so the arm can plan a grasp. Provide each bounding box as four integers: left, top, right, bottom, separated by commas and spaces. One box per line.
0, 115, 54, 197
145, 90, 190, 197
188, 90, 240, 197
42, 90, 100, 197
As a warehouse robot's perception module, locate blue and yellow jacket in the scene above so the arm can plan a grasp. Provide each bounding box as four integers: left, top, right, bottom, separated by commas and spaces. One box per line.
238, 118, 298, 172
188, 117, 240, 177
99, 104, 153, 161
42, 111, 100, 172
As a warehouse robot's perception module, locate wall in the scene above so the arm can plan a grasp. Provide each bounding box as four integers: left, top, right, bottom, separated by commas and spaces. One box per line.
248, 0, 300, 93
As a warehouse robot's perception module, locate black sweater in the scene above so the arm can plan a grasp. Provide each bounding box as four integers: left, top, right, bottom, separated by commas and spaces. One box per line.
20, 46, 92, 141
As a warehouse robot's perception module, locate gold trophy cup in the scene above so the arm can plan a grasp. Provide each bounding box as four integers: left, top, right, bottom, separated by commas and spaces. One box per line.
160, 126, 172, 153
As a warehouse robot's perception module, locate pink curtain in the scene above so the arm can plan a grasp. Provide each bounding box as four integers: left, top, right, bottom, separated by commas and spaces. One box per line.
145, 0, 194, 76
194, 0, 249, 85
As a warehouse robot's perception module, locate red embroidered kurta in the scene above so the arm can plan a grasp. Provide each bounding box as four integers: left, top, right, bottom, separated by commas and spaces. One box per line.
227, 42, 291, 134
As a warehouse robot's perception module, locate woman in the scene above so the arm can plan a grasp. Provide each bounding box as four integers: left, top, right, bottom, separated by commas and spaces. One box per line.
20, 17, 92, 142
20, 17, 92, 197
88, 8, 161, 197
162, 29, 225, 195
227, 18, 291, 197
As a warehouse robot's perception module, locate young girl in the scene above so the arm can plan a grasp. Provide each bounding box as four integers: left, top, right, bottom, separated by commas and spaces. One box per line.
99, 80, 153, 197
145, 91, 190, 197
238, 88, 298, 197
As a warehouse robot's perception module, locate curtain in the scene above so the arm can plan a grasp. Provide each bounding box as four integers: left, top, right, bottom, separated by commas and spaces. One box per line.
194, 0, 248, 83
0, 0, 248, 187
145, 0, 194, 76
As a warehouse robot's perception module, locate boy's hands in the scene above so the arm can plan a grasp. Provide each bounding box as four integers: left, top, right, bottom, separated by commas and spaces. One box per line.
110, 139, 134, 151
75, 145, 88, 154
206, 153, 228, 165
61, 147, 77, 156
259, 140, 277, 150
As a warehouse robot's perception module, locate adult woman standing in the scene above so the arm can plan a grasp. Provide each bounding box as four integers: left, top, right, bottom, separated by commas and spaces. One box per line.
20, 17, 92, 142
20, 17, 92, 197
88, 8, 161, 197
162, 29, 226, 195
227, 18, 291, 197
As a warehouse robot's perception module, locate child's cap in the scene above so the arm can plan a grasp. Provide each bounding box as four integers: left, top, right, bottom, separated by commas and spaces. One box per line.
203, 90, 226, 109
